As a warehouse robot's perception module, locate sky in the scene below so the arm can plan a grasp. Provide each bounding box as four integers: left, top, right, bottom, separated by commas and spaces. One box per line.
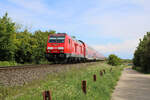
0, 0, 150, 59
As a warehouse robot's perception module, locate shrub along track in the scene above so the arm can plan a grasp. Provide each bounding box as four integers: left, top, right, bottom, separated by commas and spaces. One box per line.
0, 62, 98, 86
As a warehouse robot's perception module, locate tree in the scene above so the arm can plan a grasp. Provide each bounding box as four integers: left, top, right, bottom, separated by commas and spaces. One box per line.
107, 54, 121, 66
133, 32, 150, 73
0, 12, 56, 64
32, 30, 55, 64
0, 13, 16, 61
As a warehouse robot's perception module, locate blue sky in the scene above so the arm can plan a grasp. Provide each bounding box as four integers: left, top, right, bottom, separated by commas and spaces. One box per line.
0, 0, 150, 59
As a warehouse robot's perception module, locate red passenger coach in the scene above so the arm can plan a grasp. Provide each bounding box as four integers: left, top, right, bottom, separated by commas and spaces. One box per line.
46, 33, 105, 63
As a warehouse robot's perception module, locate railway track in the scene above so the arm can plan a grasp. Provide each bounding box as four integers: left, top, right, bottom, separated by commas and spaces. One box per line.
0, 62, 97, 70
0, 64, 53, 70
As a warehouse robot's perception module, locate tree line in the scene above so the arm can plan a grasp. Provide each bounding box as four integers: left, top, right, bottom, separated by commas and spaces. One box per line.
133, 32, 150, 73
0, 13, 55, 64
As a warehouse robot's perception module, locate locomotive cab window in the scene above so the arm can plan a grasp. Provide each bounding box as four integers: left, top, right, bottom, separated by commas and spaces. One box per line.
49, 37, 57, 43
49, 36, 65, 43
57, 37, 65, 43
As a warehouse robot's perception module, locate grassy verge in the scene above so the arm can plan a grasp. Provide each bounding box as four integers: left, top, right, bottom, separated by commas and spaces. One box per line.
0, 62, 124, 100
0, 61, 52, 67
0, 61, 18, 67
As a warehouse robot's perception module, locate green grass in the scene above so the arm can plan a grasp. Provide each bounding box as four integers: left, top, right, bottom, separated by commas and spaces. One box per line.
0, 60, 52, 67
0, 61, 18, 67
0, 62, 124, 100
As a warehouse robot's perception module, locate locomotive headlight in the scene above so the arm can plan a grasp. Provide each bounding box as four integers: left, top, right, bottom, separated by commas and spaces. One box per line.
48, 47, 53, 50
58, 47, 64, 50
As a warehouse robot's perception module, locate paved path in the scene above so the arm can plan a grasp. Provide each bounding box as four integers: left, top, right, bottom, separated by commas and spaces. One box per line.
111, 68, 150, 100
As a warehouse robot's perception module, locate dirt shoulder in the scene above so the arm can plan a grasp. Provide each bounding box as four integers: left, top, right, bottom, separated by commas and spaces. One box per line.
111, 68, 150, 100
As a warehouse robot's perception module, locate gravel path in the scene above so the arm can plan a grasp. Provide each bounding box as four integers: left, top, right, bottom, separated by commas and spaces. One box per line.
111, 68, 150, 100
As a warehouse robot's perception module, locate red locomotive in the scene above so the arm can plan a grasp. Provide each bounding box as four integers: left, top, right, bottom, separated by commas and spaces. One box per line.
45, 33, 105, 63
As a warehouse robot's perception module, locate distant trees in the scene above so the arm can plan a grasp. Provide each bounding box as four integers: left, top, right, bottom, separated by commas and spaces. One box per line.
107, 54, 121, 66
133, 32, 150, 73
0, 12, 55, 64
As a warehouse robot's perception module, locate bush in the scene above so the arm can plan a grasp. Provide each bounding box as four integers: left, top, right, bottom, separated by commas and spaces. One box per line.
107, 54, 121, 66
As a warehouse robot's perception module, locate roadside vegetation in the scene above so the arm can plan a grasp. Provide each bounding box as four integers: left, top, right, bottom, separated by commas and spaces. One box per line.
0, 62, 124, 100
107, 54, 122, 66
0, 13, 55, 66
0, 61, 18, 66
133, 32, 150, 73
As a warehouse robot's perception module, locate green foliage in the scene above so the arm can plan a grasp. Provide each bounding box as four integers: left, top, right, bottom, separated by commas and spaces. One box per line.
133, 32, 150, 73
15, 29, 33, 63
1, 63, 123, 100
0, 12, 56, 64
0, 61, 18, 66
121, 59, 132, 63
32, 30, 55, 64
14, 29, 55, 64
107, 54, 121, 66
0, 13, 16, 61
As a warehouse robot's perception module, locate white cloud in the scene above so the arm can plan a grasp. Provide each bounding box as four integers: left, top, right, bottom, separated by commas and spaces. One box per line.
81, 2, 150, 40
92, 39, 139, 59
0, 0, 57, 31
132, 0, 150, 10
76, 0, 150, 58
7, 0, 52, 14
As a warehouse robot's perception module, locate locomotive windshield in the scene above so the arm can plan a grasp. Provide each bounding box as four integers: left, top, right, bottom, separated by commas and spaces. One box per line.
49, 36, 65, 43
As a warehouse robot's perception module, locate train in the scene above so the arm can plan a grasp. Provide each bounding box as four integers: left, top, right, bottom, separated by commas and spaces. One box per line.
45, 33, 105, 63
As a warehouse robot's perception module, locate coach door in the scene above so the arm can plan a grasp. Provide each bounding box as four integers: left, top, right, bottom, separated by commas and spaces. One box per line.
69, 39, 71, 53
75, 44, 77, 53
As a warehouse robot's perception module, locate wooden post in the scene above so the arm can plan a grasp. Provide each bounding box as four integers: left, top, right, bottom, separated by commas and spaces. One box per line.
93, 74, 96, 81
82, 80, 87, 94
100, 70, 103, 76
43, 90, 52, 100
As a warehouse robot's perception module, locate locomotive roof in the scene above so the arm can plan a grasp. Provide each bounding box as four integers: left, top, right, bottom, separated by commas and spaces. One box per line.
49, 33, 83, 45
70, 37, 83, 45
49, 33, 66, 37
